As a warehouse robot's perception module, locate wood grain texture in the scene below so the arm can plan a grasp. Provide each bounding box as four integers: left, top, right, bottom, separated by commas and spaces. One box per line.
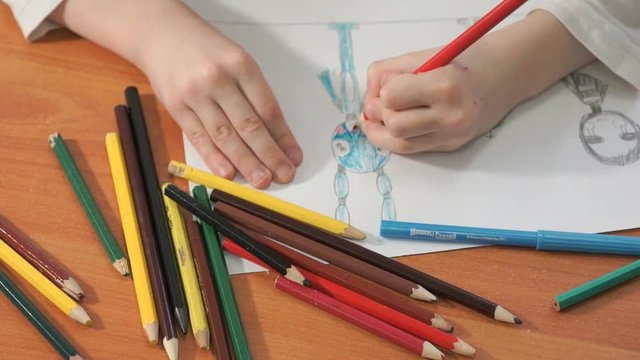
0, 6, 638, 360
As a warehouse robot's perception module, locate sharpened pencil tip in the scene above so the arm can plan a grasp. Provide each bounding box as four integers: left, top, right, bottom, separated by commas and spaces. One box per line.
431, 314, 454, 333
62, 278, 84, 299
69, 305, 92, 326
411, 286, 437, 302
343, 225, 366, 240
286, 266, 309, 287
113, 258, 130, 276
163, 337, 179, 360
175, 307, 189, 334
494, 305, 520, 324
144, 322, 159, 344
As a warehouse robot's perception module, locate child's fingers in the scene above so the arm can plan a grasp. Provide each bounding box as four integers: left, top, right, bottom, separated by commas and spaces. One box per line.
174, 106, 236, 180
239, 70, 303, 167
363, 97, 383, 122
381, 68, 461, 110
366, 55, 416, 101
190, 97, 273, 189
214, 83, 295, 185
362, 120, 468, 154
379, 106, 443, 138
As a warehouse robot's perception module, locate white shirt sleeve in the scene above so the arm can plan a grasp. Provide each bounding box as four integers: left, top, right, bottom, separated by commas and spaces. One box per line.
2, 0, 63, 41
534, 0, 640, 89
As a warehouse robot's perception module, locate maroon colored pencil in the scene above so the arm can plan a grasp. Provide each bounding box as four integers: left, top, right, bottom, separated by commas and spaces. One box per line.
0, 215, 83, 300
186, 220, 233, 360
212, 201, 436, 303
114, 105, 178, 359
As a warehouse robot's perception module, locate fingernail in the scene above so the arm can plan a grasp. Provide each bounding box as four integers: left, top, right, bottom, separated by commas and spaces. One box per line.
213, 164, 233, 179
286, 148, 303, 166
275, 163, 294, 182
251, 168, 269, 187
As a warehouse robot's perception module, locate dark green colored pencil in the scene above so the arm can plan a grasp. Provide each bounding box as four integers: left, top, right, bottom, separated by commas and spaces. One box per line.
48, 132, 129, 276
0, 266, 83, 359
192, 185, 252, 360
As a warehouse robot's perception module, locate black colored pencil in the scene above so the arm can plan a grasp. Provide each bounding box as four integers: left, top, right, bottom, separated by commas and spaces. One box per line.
114, 104, 178, 359
210, 189, 521, 324
124, 87, 188, 334
163, 184, 308, 287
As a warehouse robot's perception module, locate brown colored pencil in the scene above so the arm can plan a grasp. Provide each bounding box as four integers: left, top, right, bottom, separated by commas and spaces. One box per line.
210, 189, 521, 324
234, 226, 453, 332
114, 105, 178, 360
0, 215, 83, 300
186, 220, 233, 360
212, 201, 435, 302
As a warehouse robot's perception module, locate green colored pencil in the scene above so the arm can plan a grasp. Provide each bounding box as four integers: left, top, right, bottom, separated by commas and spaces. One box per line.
554, 259, 640, 311
193, 185, 251, 360
48, 133, 129, 276
0, 267, 83, 359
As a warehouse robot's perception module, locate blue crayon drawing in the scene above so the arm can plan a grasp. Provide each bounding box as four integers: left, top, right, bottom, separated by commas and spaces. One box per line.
318, 23, 397, 224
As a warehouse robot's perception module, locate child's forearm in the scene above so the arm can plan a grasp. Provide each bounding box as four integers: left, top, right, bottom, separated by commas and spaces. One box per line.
485, 10, 595, 107
49, 0, 204, 70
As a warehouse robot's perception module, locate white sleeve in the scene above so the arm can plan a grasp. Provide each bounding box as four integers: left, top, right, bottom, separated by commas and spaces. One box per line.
2, 0, 64, 41
534, 0, 640, 89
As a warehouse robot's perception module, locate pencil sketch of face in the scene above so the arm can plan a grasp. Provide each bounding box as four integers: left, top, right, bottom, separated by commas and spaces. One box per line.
580, 110, 640, 166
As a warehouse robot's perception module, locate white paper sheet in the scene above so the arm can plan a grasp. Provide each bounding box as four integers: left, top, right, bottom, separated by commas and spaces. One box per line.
182, 0, 640, 274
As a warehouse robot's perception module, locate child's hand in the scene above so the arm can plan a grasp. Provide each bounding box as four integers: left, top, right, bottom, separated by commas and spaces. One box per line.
361, 44, 516, 154
362, 10, 596, 155
138, 11, 302, 189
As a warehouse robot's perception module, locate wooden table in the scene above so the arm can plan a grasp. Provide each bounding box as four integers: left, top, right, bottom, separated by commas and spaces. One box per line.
1, 6, 638, 360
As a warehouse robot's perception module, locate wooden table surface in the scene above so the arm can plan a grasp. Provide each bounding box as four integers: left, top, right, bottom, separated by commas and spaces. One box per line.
1, 6, 638, 360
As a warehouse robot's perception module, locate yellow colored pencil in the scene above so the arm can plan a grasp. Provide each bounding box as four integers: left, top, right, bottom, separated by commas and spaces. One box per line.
105, 133, 159, 344
162, 183, 210, 349
0, 239, 91, 326
168, 161, 366, 240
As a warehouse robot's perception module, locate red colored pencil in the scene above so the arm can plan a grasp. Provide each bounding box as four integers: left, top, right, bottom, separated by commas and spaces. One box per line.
222, 239, 474, 357
275, 276, 444, 360
414, 0, 527, 73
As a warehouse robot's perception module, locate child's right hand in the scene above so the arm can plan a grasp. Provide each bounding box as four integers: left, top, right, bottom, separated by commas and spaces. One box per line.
361, 44, 519, 154
361, 11, 596, 155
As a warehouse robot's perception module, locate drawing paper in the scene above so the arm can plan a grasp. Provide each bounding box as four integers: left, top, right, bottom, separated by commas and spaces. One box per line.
182, 0, 640, 274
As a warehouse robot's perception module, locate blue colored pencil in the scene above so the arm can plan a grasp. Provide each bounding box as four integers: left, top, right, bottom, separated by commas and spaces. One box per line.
380, 220, 640, 256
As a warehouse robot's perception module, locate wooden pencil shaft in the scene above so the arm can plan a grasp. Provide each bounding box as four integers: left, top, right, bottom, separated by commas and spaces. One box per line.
124, 88, 187, 318
275, 276, 427, 358
0, 267, 80, 359
0, 216, 81, 298
163, 186, 209, 343
165, 184, 290, 276
192, 185, 251, 360
210, 189, 500, 317
48, 132, 126, 266
106, 132, 159, 342
187, 220, 234, 360
224, 239, 463, 353
214, 202, 421, 298
554, 259, 640, 311
114, 104, 177, 340
236, 226, 442, 327
0, 239, 90, 326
